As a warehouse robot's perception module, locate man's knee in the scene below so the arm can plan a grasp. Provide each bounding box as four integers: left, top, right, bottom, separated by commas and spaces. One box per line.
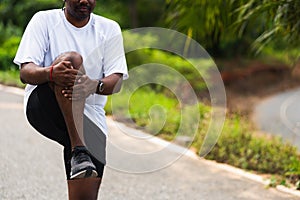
53, 51, 85, 71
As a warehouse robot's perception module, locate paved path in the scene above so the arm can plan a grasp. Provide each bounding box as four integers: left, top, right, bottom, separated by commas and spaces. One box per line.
0, 88, 297, 199
253, 88, 300, 149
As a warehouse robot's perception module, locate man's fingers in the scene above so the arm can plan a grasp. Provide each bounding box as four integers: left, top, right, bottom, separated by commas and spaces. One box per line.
76, 70, 85, 76
62, 85, 84, 99
69, 69, 84, 81
76, 75, 88, 83
61, 61, 73, 69
61, 73, 81, 85
62, 87, 73, 98
60, 61, 84, 75
52, 61, 84, 86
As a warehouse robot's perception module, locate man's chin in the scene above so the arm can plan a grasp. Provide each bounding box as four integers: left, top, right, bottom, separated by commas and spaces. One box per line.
74, 9, 91, 19
76, 13, 91, 21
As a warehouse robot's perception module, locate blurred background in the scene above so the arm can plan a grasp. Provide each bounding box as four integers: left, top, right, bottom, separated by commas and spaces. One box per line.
1, 0, 300, 190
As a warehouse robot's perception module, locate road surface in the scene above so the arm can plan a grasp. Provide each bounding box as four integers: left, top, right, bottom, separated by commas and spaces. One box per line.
254, 87, 300, 149
0, 87, 297, 200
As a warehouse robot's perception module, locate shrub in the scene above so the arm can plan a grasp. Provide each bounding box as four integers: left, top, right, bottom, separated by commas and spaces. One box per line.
0, 36, 21, 70
126, 49, 212, 94
123, 31, 215, 94
0, 23, 22, 70
205, 115, 300, 182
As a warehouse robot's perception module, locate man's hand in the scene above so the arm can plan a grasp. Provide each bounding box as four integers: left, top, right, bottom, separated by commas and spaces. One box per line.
61, 72, 123, 101
51, 61, 84, 87
61, 75, 98, 101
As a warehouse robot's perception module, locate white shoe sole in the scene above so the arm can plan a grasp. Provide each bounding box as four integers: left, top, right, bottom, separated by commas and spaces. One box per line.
70, 169, 98, 179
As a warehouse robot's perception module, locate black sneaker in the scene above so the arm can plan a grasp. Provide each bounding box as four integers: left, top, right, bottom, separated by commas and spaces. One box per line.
70, 146, 98, 179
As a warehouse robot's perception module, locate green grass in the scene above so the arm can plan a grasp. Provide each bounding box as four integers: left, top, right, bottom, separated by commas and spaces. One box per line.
105, 87, 300, 188
260, 45, 300, 66
105, 87, 181, 139
0, 69, 24, 88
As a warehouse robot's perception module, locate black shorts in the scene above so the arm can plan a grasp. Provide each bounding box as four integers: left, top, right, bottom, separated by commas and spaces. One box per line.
26, 84, 106, 180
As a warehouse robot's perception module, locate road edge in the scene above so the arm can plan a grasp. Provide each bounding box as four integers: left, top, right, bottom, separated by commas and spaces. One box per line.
2, 84, 300, 198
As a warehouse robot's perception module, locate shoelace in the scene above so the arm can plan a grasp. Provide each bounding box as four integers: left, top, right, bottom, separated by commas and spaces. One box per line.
75, 151, 90, 163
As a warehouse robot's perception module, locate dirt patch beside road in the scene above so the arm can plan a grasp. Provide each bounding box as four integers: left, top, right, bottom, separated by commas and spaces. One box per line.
217, 60, 300, 116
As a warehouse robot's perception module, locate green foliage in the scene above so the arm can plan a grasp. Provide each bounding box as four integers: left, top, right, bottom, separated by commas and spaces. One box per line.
260, 45, 300, 66
165, 0, 300, 58
123, 31, 213, 94
0, 0, 164, 29
235, 0, 300, 53
105, 87, 180, 138
0, 36, 21, 70
0, 69, 24, 88
0, 1, 59, 71
95, 0, 165, 28
0, 22, 22, 44
105, 86, 300, 183
0, 24, 22, 82
1, 0, 299, 60
285, 156, 300, 185
126, 49, 213, 94
123, 31, 159, 52
205, 115, 300, 181
0, 0, 61, 29
164, 0, 250, 56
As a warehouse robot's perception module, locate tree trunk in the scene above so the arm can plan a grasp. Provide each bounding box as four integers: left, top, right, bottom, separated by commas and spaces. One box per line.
128, 0, 138, 28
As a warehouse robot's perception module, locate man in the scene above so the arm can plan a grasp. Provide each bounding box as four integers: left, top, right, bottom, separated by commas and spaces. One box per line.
13, 0, 128, 199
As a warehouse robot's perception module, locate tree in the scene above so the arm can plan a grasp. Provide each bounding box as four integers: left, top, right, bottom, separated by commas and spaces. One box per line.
235, 0, 300, 52
96, 0, 165, 29
164, 0, 250, 56
164, 0, 300, 57
0, 0, 61, 29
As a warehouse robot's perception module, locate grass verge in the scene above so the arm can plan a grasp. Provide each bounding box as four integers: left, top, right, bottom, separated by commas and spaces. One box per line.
105, 87, 300, 189
0, 69, 24, 88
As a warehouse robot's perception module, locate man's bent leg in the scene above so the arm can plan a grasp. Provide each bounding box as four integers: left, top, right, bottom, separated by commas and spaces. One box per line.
52, 52, 86, 149
52, 52, 97, 179
54, 83, 85, 148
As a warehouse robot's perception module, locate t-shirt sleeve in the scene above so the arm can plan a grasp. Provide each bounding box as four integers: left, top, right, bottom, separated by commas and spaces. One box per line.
13, 12, 48, 68
103, 22, 128, 80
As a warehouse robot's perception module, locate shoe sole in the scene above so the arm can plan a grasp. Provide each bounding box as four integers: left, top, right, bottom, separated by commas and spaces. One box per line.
70, 168, 98, 179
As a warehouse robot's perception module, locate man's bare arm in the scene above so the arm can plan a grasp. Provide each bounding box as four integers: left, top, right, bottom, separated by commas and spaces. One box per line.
20, 62, 80, 87
99, 73, 123, 95
20, 62, 51, 85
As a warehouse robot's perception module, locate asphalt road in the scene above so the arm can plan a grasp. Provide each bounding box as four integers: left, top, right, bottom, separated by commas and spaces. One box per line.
254, 88, 300, 149
0, 87, 297, 200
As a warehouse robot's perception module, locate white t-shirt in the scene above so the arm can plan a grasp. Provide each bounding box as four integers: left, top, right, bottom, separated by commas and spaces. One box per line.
14, 9, 128, 136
